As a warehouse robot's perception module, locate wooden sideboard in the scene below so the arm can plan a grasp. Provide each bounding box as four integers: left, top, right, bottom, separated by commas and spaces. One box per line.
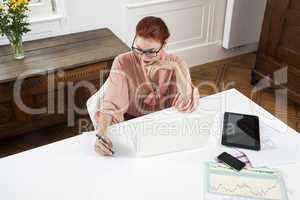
0, 28, 129, 139
252, 0, 300, 103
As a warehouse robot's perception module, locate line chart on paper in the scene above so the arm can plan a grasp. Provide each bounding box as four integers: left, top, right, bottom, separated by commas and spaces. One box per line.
204, 163, 288, 200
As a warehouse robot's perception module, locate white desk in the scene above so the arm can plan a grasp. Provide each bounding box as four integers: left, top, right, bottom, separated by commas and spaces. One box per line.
1, 89, 300, 200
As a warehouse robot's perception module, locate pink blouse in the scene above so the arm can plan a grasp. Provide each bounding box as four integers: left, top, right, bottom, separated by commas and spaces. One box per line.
96, 51, 200, 124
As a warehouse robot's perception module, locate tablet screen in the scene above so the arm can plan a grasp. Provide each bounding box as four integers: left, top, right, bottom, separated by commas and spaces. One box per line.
222, 112, 260, 150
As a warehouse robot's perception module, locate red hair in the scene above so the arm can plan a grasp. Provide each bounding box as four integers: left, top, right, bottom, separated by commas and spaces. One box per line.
136, 16, 170, 44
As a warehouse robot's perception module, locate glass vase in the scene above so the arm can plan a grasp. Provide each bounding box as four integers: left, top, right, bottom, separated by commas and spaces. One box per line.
11, 38, 25, 60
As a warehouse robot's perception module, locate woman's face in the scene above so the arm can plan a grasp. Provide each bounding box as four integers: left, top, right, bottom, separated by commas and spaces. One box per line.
133, 36, 165, 66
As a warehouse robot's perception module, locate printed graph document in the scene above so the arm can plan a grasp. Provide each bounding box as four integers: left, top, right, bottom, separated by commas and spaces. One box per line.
204, 163, 288, 200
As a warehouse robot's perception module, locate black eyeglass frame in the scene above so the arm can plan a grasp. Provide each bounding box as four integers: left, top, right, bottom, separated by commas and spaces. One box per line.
131, 35, 164, 57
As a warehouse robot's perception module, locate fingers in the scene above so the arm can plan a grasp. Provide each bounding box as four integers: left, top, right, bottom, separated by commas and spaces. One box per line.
157, 60, 178, 69
98, 129, 113, 147
101, 134, 113, 149
95, 132, 114, 156
180, 98, 193, 112
95, 115, 113, 156
147, 66, 160, 80
98, 137, 111, 149
174, 96, 189, 112
187, 100, 197, 112
147, 61, 178, 80
174, 97, 197, 113
95, 139, 113, 156
150, 63, 176, 72
187, 93, 199, 113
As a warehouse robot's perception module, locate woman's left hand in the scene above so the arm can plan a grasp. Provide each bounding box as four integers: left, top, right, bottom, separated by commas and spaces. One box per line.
146, 60, 194, 106
146, 60, 179, 80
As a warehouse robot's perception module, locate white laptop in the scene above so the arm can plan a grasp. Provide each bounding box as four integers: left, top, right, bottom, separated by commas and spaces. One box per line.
107, 108, 216, 157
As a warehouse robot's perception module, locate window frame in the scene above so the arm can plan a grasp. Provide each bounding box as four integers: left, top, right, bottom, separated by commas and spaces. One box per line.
0, 0, 67, 45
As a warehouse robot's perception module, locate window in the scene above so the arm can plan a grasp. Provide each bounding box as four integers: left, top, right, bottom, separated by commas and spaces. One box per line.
0, 0, 56, 20
29, 0, 57, 20
0, 0, 65, 44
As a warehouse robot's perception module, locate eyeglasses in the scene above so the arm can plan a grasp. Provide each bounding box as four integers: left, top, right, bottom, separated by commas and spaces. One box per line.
131, 35, 163, 58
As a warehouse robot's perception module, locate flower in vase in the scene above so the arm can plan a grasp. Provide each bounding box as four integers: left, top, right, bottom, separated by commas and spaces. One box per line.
0, 0, 31, 59
10, 0, 29, 11
0, 4, 4, 12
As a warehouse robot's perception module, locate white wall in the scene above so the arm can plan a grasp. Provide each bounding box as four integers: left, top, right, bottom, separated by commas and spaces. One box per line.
0, 0, 125, 45
223, 0, 267, 49
118, 0, 258, 66
63, 1, 125, 38
1, 0, 259, 67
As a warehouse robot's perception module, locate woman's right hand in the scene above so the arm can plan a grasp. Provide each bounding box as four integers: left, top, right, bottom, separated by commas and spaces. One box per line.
94, 113, 113, 156
95, 133, 113, 156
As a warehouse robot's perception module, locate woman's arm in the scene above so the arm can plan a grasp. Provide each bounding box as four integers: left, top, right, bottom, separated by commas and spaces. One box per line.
147, 57, 199, 112
96, 56, 130, 124
171, 57, 200, 112
173, 62, 193, 99
147, 60, 191, 95
94, 55, 130, 156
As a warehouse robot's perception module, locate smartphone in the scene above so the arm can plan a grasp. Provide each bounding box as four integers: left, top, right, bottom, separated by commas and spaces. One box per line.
217, 152, 246, 171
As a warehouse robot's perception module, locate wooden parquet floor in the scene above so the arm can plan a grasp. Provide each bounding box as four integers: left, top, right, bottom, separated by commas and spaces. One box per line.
190, 53, 300, 131
0, 53, 299, 158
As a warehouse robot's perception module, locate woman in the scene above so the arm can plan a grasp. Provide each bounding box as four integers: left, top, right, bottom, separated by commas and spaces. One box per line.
92, 16, 200, 156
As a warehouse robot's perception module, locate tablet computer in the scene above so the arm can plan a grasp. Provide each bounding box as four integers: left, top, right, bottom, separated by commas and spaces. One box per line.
222, 112, 260, 151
